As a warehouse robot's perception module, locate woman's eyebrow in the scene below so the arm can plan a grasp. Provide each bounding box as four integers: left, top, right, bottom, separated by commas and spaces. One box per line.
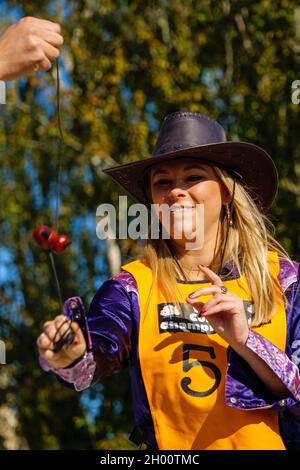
183, 164, 207, 171
152, 168, 169, 177
152, 163, 207, 177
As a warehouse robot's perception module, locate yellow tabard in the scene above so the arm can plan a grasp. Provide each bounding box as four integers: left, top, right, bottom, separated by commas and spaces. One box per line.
122, 251, 286, 450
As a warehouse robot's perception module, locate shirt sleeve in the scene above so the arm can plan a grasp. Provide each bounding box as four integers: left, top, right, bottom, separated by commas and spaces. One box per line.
87, 276, 134, 380
39, 273, 136, 390
39, 352, 97, 392
226, 261, 300, 412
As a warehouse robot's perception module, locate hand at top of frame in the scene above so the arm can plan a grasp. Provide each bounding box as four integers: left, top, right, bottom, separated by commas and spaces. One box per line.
0, 16, 63, 80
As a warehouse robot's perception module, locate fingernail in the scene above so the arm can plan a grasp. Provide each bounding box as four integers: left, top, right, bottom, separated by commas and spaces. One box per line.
189, 293, 197, 298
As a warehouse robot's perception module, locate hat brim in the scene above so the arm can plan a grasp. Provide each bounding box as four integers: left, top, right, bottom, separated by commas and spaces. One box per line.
102, 141, 278, 212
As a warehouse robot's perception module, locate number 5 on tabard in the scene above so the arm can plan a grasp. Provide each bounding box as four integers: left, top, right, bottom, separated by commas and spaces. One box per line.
181, 344, 221, 397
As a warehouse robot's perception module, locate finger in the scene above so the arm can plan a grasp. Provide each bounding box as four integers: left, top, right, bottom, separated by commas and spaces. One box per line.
38, 343, 62, 363
54, 315, 70, 328
43, 321, 57, 341
57, 323, 86, 357
18, 60, 49, 77
186, 296, 204, 306
54, 314, 68, 322
201, 292, 236, 311
32, 29, 64, 48
53, 317, 72, 342
29, 41, 57, 72
21, 17, 61, 33
67, 322, 86, 347
187, 294, 232, 314
52, 318, 85, 350
40, 338, 70, 362
197, 265, 224, 287
40, 40, 60, 61
188, 285, 223, 298
37, 20, 61, 33
201, 301, 236, 316
42, 348, 60, 362
37, 332, 52, 350
43, 316, 69, 342
53, 323, 72, 346
186, 298, 205, 314
69, 321, 83, 337
39, 346, 50, 361
34, 55, 52, 72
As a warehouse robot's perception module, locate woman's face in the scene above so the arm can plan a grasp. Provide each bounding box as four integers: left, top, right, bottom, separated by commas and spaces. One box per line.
149, 158, 227, 249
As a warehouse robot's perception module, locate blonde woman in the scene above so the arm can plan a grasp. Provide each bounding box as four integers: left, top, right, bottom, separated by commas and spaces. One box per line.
37, 112, 300, 450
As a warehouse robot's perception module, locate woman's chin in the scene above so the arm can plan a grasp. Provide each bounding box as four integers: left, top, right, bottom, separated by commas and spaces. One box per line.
166, 229, 204, 249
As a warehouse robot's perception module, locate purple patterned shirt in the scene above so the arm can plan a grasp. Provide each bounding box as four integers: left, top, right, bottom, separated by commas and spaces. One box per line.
40, 257, 300, 448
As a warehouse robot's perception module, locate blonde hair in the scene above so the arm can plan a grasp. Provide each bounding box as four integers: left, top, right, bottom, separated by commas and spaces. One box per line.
143, 165, 291, 327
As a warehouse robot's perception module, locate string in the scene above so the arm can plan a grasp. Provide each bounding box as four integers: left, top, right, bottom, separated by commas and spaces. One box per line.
54, 58, 64, 233
49, 251, 63, 310
52, 317, 73, 352
49, 58, 64, 309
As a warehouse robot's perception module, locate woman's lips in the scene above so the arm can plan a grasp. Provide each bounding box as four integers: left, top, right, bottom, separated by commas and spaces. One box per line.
169, 205, 195, 213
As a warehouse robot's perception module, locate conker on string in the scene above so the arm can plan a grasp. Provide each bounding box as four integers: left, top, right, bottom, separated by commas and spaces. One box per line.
33, 225, 71, 254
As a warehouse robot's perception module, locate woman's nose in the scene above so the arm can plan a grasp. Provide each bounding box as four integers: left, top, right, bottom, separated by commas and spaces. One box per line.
168, 184, 189, 198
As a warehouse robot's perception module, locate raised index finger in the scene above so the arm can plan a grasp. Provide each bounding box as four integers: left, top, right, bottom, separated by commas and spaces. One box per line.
198, 265, 224, 287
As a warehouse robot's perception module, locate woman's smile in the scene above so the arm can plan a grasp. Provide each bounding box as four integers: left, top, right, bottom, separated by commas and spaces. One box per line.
169, 204, 195, 213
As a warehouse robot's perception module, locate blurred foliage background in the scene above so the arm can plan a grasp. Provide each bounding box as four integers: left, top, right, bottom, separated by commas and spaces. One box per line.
0, 0, 299, 450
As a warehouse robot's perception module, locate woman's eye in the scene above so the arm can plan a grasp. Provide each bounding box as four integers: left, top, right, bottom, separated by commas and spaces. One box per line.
154, 179, 171, 185
153, 175, 204, 186
187, 175, 204, 181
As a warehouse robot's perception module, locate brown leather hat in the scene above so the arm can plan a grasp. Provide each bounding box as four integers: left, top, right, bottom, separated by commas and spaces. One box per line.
103, 111, 278, 212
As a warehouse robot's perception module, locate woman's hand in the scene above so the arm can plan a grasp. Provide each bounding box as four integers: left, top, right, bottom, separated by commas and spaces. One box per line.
186, 265, 249, 347
37, 315, 86, 369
